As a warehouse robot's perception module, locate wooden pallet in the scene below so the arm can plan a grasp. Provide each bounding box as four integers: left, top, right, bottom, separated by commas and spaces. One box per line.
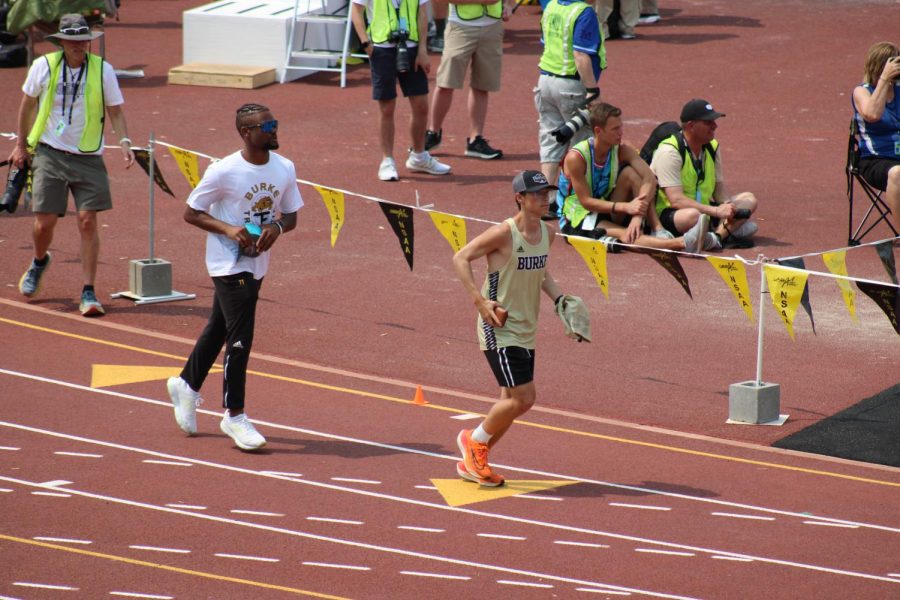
167, 63, 276, 89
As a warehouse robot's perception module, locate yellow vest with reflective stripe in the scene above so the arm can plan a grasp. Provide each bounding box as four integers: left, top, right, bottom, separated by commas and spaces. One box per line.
562, 139, 619, 228
654, 135, 718, 216
368, 0, 420, 43
454, 0, 502, 21
27, 51, 105, 153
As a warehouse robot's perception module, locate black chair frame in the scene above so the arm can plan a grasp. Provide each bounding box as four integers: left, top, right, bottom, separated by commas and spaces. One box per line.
846, 118, 897, 246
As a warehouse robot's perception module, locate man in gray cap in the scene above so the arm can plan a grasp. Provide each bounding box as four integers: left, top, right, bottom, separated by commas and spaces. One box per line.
451, 170, 571, 487
649, 98, 759, 251
8, 13, 134, 316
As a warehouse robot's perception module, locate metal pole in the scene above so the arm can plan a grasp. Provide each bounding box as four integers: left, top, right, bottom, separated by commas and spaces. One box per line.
755, 261, 767, 385
148, 132, 155, 262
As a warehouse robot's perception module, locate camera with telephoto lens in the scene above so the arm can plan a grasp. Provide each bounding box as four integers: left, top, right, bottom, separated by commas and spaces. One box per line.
390, 29, 410, 73
0, 164, 27, 214
552, 106, 590, 145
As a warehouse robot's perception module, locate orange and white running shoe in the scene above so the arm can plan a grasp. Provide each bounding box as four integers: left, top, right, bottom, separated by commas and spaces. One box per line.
456, 461, 505, 487
457, 429, 493, 479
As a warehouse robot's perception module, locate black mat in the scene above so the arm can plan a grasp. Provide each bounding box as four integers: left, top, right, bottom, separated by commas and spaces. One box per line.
773, 383, 900, 468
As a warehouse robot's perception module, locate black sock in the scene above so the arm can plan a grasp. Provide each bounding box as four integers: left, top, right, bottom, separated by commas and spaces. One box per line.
82, 285, 94, 294
435, 18, 446, 37
34, 254, 49, 267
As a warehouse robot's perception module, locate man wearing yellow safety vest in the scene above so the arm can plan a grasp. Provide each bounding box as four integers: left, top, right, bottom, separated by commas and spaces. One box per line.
351, 0, 452, 181
423, 0, 512, 160
557, 102, 708, 253
535, 0, 605, 208
650, 99, 759, 251
8, 14, 134, 317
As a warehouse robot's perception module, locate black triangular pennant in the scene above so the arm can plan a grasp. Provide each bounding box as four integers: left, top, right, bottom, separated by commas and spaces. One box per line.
133, 149, 175, 197
856, 280, 900, 335
379, 202, 414, 271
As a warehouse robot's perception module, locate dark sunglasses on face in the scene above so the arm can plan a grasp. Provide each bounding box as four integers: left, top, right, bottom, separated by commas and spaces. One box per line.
246, 119, 278, 133
61, 26, 91, 35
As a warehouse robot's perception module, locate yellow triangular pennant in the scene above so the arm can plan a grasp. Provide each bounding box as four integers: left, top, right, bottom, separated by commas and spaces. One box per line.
821, 250, 859, 324
430, 478, 579, 507
91, 365, 222, 388
567, 237, 609, 299
314, 186, 345, 248
764, 265, 809, 340
166, 146, 201, 189
706, 256, 754, 322
428, 211, 466, 254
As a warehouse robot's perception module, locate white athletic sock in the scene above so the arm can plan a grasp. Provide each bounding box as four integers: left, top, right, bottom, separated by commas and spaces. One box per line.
411, 150, 428, 161
472, 424, 492, 444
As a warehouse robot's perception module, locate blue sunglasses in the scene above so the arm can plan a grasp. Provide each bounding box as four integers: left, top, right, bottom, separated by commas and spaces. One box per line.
246, 119, 278, 133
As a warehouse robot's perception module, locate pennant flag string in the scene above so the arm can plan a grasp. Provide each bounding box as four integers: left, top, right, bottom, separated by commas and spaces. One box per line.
776, 236, 897, 261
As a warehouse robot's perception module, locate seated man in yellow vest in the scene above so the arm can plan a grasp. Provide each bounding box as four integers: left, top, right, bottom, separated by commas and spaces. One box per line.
650, 99, 759, 251
558, 102, 709, 253
8, 14, 134, 317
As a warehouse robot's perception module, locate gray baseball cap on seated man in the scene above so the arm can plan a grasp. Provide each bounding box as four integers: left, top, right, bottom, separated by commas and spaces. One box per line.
680, 98, 726, 123
512, 170, 558, 194
47, 14, 104, 42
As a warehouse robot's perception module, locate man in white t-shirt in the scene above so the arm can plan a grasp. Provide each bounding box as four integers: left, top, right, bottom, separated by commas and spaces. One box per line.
8, 14, 134, 317
166, 103, 303, 451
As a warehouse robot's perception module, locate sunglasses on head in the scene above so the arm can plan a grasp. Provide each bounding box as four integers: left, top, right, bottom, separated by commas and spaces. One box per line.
61, 25, 91, 35
246, 119, 278, 133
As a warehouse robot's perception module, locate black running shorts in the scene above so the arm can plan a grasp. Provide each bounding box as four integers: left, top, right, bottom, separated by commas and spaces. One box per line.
483, 346, 535, 388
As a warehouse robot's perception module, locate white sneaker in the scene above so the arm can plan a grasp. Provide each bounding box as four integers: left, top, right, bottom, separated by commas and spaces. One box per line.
653, 228, 675, 240
703, 232, 723, 251
682, 214, 709, 253
220, 412, 266, 450
730, 220, 758, 239
167, 377, 202, 435
405, 151, 451, 175
378, 157, 399, 181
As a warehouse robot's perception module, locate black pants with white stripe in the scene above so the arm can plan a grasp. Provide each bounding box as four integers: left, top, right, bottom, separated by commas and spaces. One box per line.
181, 272, 261, 411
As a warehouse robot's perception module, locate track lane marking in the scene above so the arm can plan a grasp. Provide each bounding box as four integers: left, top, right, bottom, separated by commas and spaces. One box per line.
3, 375, 899, 532
2, 319, 899, 488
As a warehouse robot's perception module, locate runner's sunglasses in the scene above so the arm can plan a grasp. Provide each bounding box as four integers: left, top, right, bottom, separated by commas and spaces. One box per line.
245, 119, 278, 133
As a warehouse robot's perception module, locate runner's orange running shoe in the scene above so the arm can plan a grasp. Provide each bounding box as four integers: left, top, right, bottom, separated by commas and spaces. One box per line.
457, 429, 492, 479
456, 460, 505, 487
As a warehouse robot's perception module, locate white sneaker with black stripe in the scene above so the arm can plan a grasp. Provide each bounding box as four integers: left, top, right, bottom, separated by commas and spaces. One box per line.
220, 412, 266, 450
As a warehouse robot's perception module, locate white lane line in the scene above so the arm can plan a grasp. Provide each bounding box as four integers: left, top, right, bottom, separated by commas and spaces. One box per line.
230, 510, 285, 517
306, 516, 364, 525
331, 477, 381, 485
802, 520, 860, 529
609, 503, 671, 511
40, 480, 73, 488
13, 582, 78, 591
415, 485, 438, 490
1, 475, 704, 599
0, 446, 21, 451
142, 459, 192, 467
31, 491, 71, 498
32, 537, 91, 545
400, 571, 470, 581
109, 592, 174, 599
164, 503, 206, 510
129, 545, 191, 554
712, 555, 754, 562
54, 451, 103, 458
397, 525, 445, 533
554, 540, 609, 549
477, 533, 527, 541
577, 589, 632, 596
888, 573, 900, 578
4, 423, 898, 591
302, 562, 370, 571
0, 488, 13, 493
214, 553, 279, 563
635, 549, 695, 557
451, 413, 482, 420
511, 494, 563, 502
4, 375, 893, 534
0, 594, 23, 600
498, 580, 554, 589
712, 512, 776, 521
261, 471, 303, 478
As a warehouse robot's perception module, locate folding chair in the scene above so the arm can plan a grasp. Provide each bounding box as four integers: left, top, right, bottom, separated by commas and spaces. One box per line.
846, 117, 897, 246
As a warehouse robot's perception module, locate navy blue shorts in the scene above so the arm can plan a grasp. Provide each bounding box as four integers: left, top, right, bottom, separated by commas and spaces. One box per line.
483, 347, 535, 388
370, 45, 429, 101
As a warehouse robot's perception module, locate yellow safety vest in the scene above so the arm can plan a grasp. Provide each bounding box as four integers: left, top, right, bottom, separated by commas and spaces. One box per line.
655, 135, 718, 216
454, 0, 503, 21
368, 0, 420, 43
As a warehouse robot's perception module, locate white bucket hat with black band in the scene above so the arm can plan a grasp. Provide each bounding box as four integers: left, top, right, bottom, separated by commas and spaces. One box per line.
47, 14, 104, 42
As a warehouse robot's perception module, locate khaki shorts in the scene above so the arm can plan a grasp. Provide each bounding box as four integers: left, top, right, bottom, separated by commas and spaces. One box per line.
435, 20, 503, 92
31, 143, 112, 215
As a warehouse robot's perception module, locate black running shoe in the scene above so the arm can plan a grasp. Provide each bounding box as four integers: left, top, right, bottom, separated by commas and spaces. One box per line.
424, 129, 442, 152
465, 135, 503, 160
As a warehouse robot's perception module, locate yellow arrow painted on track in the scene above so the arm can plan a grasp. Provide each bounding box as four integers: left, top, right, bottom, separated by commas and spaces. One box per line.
431, 478, 578, 507
91, 364, 222, 388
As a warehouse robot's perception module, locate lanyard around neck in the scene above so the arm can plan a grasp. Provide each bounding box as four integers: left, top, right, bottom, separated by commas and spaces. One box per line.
60, 60, 87, 126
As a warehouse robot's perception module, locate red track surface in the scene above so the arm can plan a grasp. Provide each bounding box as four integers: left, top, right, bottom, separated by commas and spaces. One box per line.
1, 0, 899, 597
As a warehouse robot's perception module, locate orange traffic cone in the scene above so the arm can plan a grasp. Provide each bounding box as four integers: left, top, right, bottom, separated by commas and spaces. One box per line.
413, 385, 428, 405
